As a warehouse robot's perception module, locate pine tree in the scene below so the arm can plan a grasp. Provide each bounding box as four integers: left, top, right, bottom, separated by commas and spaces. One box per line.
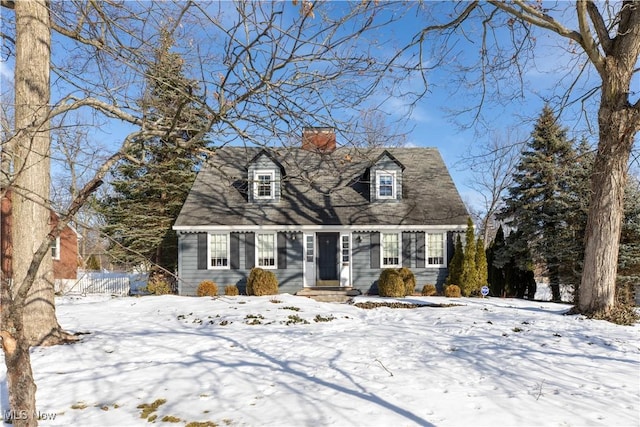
618, 176, 640, 307
459, 217, 477, 296
100, 29, 209, 275
475, 237, 488, 289
500, 106, 577, 301
446, 234, 464, 286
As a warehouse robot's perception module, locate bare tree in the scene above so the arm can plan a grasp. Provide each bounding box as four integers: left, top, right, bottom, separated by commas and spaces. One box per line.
398, 1, 639, 318
460, 129, 524, 245
0, 1, 412, 424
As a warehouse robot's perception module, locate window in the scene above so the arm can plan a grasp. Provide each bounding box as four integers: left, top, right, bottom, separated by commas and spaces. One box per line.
209, 234, 229, 268
341, 235, 350, 263
255, 171, 275, 199
257, 233, 276, 268
381, 233, 400, 267
427, 233, 445, 266
376, 171, 396, 199
305, 235, 314, 262
50, 237, 60, 260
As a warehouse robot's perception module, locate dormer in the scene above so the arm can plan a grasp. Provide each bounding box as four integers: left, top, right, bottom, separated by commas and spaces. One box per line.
369, 150, 405, 202
247, 149, 285, 203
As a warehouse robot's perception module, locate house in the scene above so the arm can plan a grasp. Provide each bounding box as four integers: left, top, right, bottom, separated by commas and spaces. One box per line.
1, 189, 80, 284
173, 128, 469, 296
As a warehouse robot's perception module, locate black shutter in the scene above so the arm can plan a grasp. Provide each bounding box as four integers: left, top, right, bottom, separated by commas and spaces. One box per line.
245, 232, 255, 269
277, 232, 287, 269
197, 233, 208, 270
370, 232, 380, 268
416, 232, 426, 268
402, 232, 411, 267
230, 233, 240, 270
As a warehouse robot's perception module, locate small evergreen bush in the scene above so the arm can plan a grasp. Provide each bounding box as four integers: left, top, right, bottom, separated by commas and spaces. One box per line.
224, 285, 239, 296
197, 280, 218, 297
377, 269, 405, 297
146, 276, 172, 295
397, 267, 416, 296
421, 284, 437, 296
246, 267, 278, 296
444, 284, 461, 298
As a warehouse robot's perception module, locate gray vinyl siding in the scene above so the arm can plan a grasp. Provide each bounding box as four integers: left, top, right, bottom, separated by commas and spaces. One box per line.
178, 232, 303, 296
351, 231, 450, 295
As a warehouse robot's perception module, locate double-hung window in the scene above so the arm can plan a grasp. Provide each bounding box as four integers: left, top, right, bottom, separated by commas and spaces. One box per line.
209, 233, 229, 268
381, 233, 400, 267
255, 171, 275, 199
376, 171, 396, 199
257, 233, 276, 268
427, 233, 445, 266
50, 236, 61, 260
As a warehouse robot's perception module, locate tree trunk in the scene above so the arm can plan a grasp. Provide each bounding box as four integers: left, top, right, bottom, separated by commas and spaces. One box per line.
579, 90, 638, 315
11, 0, 68, 347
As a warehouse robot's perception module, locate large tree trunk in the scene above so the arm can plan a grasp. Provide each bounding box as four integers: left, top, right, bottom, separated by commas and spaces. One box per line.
11, 0, 67, 347
579, 78, 639, 316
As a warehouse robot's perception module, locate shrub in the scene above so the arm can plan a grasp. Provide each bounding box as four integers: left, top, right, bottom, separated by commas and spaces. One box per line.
197, 280, 218, 297
224, 285, 239, 296
377, 269, 405, 297
444, 284, 461, 298
146, 276, 172, 295
246, 267, 278, 296
397, 267, 417, 296
421, 284, 437, 296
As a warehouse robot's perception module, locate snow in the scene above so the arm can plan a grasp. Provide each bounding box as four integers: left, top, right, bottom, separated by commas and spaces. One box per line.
2, 294, 639, 427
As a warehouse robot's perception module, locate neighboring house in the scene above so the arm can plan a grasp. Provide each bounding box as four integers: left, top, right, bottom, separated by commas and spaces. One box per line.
173, 128, 469, 296
1, 189, 80, 283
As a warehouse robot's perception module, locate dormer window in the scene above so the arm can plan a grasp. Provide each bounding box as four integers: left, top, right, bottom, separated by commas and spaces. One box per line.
376, 171, 396, 199
254, 170, 275, 199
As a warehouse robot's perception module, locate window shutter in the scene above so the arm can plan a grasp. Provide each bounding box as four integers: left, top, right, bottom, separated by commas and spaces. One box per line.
370, 232, 380, 268
277, 232, 287, 269
416, 232, 425, 268
197, 233, 208, 270
245, 233, 255, 269
230, 233, 240, 270
402, 232, 411, 267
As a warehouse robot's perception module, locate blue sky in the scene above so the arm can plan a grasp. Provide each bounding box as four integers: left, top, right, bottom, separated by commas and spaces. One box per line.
2, 1, 637, 212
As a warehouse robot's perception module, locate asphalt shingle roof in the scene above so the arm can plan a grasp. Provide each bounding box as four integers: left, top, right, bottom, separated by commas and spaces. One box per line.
174, 146, 469, 228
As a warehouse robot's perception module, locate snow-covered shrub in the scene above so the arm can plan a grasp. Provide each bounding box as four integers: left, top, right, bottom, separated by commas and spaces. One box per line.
422, 284, 437, 296
398, 267, 416, 296
377, 269, 405, 297
444, 284, 461, 298
225, 285, 239, 296
197, 280, 218, 297
246, 268, 278, 296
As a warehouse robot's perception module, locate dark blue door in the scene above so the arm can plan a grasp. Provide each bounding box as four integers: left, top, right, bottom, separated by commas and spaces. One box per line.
317, 232, 338, 281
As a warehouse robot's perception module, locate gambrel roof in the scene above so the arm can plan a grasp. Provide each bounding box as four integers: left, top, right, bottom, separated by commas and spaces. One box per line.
173, 146, 468, 229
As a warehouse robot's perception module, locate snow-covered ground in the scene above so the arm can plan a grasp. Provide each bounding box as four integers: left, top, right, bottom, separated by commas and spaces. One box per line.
1, 294, 639, 427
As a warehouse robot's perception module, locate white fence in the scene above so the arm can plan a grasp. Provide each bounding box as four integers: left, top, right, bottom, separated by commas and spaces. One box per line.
56, 270, 149, 296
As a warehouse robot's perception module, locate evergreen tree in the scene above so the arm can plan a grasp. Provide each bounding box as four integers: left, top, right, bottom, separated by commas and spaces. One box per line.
500, 106, 577, 301
446, 234, 464, 286
459, 217, 477, 296
475, 237, 488, 289
487, 225, 507, 297
617, 176, 640, 307
100, 29, 209, 274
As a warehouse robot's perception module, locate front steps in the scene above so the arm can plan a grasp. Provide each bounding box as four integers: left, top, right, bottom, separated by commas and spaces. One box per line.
296, 287, 362, 303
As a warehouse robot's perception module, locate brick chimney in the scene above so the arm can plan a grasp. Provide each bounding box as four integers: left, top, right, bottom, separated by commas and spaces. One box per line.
301, 127, 336, 153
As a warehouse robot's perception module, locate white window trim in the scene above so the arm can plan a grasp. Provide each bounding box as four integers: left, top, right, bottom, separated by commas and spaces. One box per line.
256, 232, 277, 269
380, 232, 401, 268
51, 236, 61, 260
426, 232, 447, 267
208, 232, 230, 270
254, 170, 276, 200
376, 170, 396, 199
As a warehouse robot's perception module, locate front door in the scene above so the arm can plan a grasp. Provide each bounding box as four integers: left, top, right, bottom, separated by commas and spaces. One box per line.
316, 232, 339, 285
